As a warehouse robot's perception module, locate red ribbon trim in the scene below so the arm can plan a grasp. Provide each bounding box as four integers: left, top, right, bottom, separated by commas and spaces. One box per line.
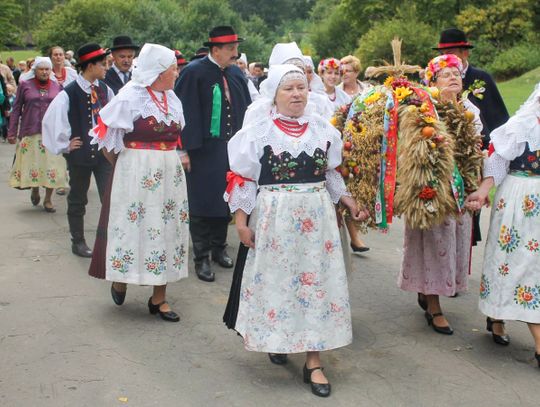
79, 49, 107, 63
176, 58, 187, 65
437, 41, 472, 48
209, 34, 239, 43
384, 93, 399, 223
225, 171, 252, 195
488, 142, 495, 157
95, 116, 108, 140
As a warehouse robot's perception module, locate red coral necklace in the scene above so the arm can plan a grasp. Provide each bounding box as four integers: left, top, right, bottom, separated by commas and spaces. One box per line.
146, 86, 169, 116
273, 118, 308, 138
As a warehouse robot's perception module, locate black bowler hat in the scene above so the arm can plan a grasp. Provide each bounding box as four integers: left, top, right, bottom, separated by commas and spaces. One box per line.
110, 35, 140, 52
433, 28, 474, 50
76, 43, 110, 66
203, 26, 244, 47
190, 47, 209, 61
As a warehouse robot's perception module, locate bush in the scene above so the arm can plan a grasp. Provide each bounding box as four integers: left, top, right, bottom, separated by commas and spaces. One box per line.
486, 42, 540, 80
356, 15, 438, 71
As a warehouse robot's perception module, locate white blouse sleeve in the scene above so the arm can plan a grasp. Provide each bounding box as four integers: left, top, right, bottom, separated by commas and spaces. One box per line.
463, 99, 483, 136
89, 95, 138, 153
224, 128, 262, 214
42, 91, 71, 155
325, 126, 349, 203
484, 152, 510, 186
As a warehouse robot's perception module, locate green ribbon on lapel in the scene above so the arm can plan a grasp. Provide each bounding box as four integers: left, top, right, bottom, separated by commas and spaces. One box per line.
210, 83, 222, 137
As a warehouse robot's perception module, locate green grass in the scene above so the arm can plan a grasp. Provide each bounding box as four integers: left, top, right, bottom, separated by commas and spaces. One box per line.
0, 49, 41, 64
498, 66, 540, 114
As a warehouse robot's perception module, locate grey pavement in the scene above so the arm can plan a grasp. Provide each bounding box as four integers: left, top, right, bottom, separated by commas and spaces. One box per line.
0, 141, 538, 407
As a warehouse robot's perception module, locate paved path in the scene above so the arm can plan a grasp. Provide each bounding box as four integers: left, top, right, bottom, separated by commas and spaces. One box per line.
0, 141, 538, 407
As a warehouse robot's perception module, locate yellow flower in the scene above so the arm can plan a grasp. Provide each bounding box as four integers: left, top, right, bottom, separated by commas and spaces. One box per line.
424, 116, 436, 124
364, 91, 382, 105
428, 87, 440, 98
438, 60, 447, 68
384, 76, 394, 87
394, 86, 413, 101
420, 102, 429, 113
330, 116, 338, 127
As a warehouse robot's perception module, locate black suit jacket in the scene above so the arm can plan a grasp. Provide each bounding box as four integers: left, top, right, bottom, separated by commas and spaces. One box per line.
463, 65, 509, 147
104, 67, 130, 95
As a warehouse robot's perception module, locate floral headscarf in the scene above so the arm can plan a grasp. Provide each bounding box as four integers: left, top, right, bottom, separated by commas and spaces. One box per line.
424, 54, 463, 84
317, 57, 340, 74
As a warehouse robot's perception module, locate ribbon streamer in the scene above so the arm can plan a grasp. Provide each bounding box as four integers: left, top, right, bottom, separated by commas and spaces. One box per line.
210, 83, 222, 137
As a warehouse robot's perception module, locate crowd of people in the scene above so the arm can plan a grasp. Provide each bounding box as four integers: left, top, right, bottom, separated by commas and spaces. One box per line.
1, 25, 539, 398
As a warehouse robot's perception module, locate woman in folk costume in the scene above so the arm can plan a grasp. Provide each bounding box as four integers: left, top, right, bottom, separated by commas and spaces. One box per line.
318, 58, 351, 109
223, 64, 368, 397
398, 54, 483, 335
88, 44, 188, 322
7, 57, 67, 212
467, 83, 540, 366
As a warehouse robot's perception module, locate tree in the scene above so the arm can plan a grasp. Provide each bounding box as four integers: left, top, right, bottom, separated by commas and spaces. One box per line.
0, 0, 23, 48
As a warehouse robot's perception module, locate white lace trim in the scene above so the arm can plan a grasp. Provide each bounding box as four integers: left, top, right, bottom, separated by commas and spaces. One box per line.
254, 118, 340, 159
270, 106, 310, 125
224, 181, 258, 214
325, 168, 350, 204
484, 152, 510, 186
90, 85, 184, 153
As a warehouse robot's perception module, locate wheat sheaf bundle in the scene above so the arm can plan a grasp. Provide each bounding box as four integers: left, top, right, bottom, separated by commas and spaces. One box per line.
393, 104, 456, 229
437, 101, 484, 196
342, 99, 386, 231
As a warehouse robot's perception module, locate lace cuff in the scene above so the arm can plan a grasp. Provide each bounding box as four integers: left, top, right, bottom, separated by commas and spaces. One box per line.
484, 152, 509, 186
90, 127, 126, 153
326, 169, 350, 204
224, 181, 258, 214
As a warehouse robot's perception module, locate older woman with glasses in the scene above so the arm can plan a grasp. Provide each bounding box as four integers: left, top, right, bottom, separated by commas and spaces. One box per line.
224, 64, 368, 397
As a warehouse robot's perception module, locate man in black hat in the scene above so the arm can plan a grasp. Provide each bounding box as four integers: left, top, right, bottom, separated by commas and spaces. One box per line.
434, 28, 509, 148
190, 47, 209, 62
43, 43, 115, 257
104, 35, 139, 95
175, 26, 251, 282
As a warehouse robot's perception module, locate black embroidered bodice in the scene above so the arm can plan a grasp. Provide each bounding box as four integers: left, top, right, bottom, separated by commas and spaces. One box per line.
509, 144, 540, 175
258, 145, 328, 185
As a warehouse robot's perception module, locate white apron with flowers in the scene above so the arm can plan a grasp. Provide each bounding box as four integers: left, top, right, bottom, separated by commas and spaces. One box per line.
105, 148, 189, 285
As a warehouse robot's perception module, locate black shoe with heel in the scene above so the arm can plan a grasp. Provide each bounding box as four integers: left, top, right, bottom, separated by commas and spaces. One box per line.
486, 317, 510, 346
303, 364, 331, 397
212, 249, 234, 268
110, 283, 126, 306
425, 311, 453, 335
71, 241, 93, 257
148, 297, 180, 322
268, 353, 288, 365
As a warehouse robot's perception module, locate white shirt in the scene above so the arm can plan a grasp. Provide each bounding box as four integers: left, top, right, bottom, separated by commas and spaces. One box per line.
42, 74, 115, 154
112, 63, 132, 84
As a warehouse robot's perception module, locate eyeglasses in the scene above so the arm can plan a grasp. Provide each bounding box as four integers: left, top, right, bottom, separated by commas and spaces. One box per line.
436, 71, 461, 79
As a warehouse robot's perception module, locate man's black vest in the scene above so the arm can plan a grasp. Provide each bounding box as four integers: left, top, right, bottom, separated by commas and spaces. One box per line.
64, 80, 108, 166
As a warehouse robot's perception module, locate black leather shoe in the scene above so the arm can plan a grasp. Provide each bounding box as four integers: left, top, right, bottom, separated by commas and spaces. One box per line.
535, 353, 540, 368
425, 311, 453, 335
350, 243, 369, 253
72, 241, 93, 258
212, 249, 234, 268
268, 353, 288, 365
110, 283, 126, 306
486, 317, 510, 346
417, 293, 428, 311
303, 364, 331, 397
195, 258, 215, 282
148, 297, 180, 322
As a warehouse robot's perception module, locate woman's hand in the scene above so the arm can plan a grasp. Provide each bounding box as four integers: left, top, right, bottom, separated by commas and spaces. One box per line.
340, 195, 370, 222
465, 177, 494, 210
68, 137, 83, 152
237, 225, 255, 249
180, 153, 191, 172
7, 136, 16, 145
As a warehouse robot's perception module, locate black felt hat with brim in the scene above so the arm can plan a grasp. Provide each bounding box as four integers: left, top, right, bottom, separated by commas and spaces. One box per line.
203, 26, 244, 47
76, 43, 110, 67
110, 35, 140, 52
433, 28, 474, 50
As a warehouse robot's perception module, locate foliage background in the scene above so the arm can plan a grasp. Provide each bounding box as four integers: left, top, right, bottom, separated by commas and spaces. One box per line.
1, 0, 539, 80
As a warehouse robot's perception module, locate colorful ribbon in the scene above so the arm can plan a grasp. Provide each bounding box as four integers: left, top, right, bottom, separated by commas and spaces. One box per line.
225, 171, 253, 195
